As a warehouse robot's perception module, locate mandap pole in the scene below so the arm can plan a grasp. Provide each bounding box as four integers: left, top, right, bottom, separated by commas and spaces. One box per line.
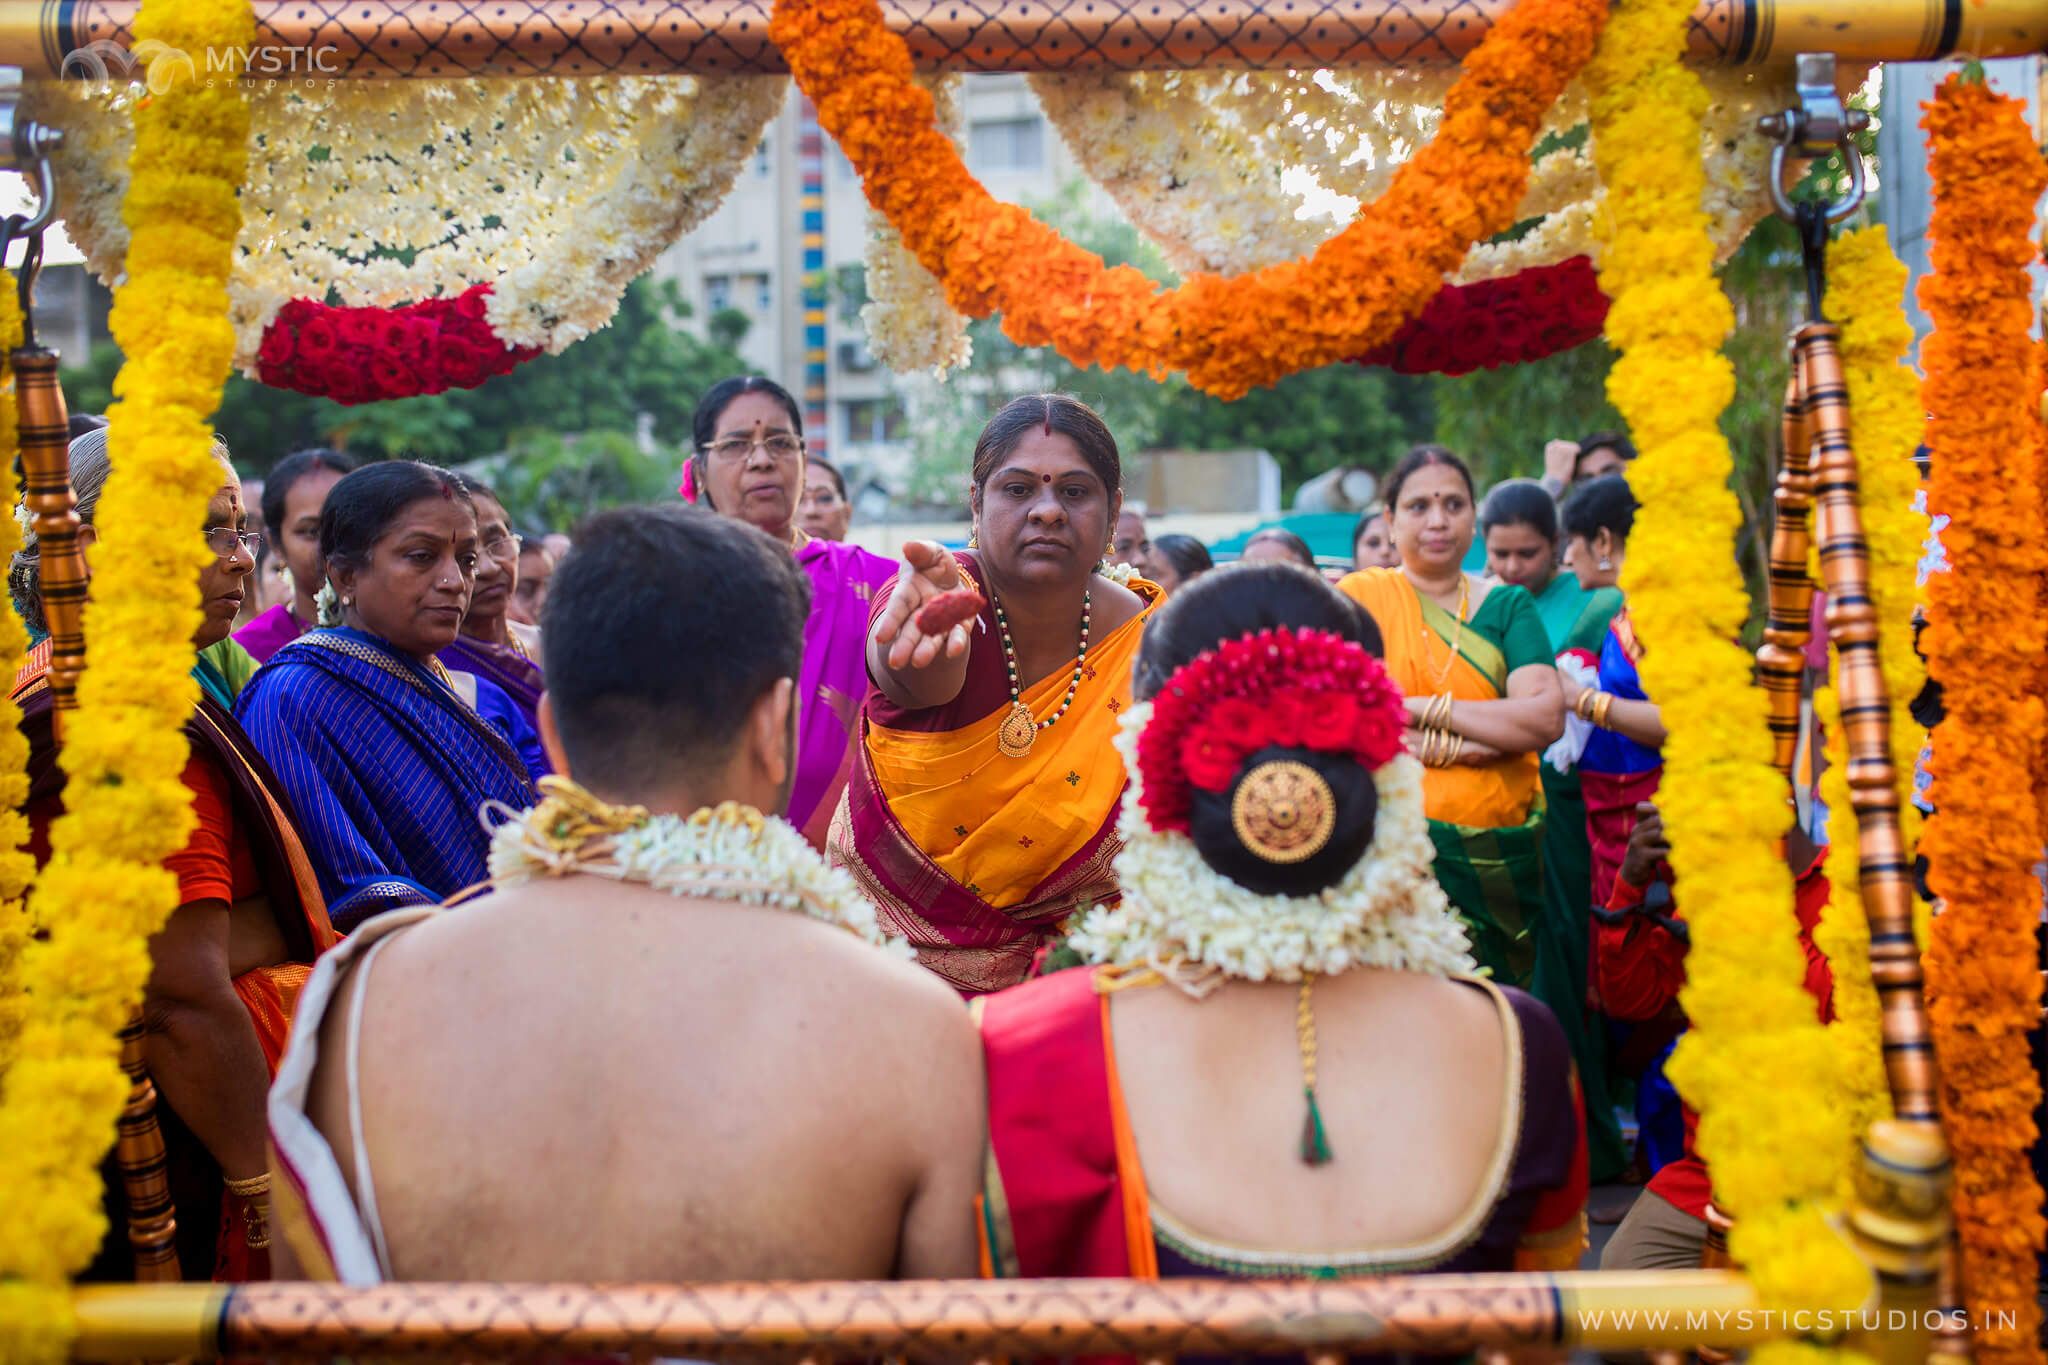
0, 0, 2041, 77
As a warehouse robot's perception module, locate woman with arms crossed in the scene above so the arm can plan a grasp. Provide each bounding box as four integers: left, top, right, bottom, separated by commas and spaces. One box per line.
1338, 446, 1566, 987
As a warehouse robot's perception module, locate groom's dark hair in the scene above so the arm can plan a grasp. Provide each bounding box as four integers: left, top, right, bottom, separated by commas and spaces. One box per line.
543, 505, 810, 789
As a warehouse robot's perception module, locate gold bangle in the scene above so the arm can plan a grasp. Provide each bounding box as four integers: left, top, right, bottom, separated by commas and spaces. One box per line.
1593, 693, 1616, 730
1448, 733, 1464, 765
1574, 689, 1598, 723
1420, 727, 1440, 767
224, 1173, 271, 1199
1432, 693, 1455, 730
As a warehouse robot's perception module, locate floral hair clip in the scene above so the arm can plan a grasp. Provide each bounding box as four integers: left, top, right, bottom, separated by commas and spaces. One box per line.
1134, 627, 1407, 836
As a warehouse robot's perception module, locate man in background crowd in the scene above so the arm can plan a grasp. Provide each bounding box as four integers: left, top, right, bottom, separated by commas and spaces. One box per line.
1541, 432, 1635, 501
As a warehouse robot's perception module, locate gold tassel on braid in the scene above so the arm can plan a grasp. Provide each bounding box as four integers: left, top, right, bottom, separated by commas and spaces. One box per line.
1297, 973, 1333, 1166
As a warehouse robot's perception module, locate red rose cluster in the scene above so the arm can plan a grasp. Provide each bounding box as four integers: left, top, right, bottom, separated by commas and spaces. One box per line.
1136, 627, 1408, 835
254, 284, 541, 405
1356, 255, 1609, 377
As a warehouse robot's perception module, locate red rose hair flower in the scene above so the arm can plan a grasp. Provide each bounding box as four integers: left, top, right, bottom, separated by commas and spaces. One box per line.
1136, 627, 1408, 836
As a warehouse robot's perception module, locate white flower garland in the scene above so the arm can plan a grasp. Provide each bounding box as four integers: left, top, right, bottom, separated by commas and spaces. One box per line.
1029, 66, 1798, 285
484, 794, 913, 957
1066, 703, 1477, 990
25, 73, 785, 367
859, 74, 973, 376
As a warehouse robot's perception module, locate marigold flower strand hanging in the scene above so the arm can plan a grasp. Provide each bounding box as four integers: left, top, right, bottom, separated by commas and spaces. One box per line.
1918, 72, 2048, 1365
1585, 0, 1867, 1340
768, 0, 1607, 398
0, 0, 252, 1351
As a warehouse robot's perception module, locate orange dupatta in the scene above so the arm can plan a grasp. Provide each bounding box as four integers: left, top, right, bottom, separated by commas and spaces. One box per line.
865, 582, 1158, 910
1337, 568, 1539, 830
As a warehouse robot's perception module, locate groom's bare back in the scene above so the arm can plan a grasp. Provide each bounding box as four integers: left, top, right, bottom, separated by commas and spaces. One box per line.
292, 878, 985, 1281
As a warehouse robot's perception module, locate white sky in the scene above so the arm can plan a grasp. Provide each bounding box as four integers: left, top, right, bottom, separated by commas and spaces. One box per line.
0, 177, 84, 265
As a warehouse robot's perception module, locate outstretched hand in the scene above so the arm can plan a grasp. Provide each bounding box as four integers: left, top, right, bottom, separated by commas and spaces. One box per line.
874, 540, 973, 671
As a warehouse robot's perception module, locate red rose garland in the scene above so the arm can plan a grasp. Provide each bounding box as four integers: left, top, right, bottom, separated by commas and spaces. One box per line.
1138, 627, 1407, 834
255, 284, 540, 405
1357, 255, 1609, 376
245, 259, 1601, 404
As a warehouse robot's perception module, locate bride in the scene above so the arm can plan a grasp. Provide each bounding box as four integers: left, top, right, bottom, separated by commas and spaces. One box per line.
974, 562, 1588, 1283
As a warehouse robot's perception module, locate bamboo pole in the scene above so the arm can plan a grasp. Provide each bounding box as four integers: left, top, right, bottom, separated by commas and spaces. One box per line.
0, 0, 2042, 79
68, 1274, 1781, 1362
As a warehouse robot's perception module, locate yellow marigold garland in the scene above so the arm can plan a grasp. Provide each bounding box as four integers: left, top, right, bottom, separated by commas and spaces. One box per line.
0, 0, 250, 1351
1804, 226, 1928, 1151
1918, 73, 2048, 1365
1586, 0, 1868, 1341
1809, 683, 1890, 1146
0, 273, 33, 1086
768, 0, 1605, 399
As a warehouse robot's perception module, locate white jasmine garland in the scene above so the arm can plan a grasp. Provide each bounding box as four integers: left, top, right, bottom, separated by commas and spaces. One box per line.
26, 73, 784, 367
1066, 702, 1477, 992
860, 74, 973, 376
483, 797, 913, 958
1097, 560, 1140, 586
1029, 66, 1798, 285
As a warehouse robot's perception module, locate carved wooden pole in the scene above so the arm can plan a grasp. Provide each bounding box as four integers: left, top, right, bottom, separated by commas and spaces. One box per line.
1759, 364, 1818, 780
13, 348, 85, 735
114, 1011, 181, 1282
1799, 320, 1940, 1128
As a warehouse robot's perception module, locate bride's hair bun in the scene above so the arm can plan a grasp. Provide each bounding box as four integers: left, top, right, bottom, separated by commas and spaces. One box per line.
1135, 562, 1394, 895
1186, 745, 1379, 896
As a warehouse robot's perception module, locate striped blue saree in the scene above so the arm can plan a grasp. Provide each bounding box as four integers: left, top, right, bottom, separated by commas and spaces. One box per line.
236, 628, 539, 931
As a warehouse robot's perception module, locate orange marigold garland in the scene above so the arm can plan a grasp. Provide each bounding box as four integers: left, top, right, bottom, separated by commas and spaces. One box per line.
1918, 72, 2048, 1365
768, 0, 1606, 399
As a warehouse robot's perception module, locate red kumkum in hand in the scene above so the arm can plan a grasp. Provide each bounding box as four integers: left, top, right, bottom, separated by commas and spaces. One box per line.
915, 588, 985, 635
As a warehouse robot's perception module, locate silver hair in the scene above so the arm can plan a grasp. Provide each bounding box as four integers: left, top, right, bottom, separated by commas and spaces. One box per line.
9, 426, 233, 636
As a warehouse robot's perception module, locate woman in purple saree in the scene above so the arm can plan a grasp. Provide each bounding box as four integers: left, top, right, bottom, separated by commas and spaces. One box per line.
683, 377, 897, 846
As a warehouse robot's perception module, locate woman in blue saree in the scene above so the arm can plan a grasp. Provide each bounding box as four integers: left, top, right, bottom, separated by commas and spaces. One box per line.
238, 462, 544, 932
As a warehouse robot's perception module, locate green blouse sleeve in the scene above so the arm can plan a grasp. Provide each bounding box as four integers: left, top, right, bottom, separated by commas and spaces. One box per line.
1564, 587, 1625, 655
1480, 586, 1557, 674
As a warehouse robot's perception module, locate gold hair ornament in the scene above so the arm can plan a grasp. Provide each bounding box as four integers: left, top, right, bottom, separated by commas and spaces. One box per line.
1230, 759, 1337, 864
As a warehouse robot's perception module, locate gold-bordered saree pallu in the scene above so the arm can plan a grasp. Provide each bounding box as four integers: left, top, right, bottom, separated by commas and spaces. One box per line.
1339, 569, 1547, 988
831, 578, 1160, 996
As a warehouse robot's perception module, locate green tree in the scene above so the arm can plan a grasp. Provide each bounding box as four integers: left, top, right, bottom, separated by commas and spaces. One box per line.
1156, 364, 1430, 489
896, 181, 1435, 509
486, 428, 683, 531
61, 276, 752, 498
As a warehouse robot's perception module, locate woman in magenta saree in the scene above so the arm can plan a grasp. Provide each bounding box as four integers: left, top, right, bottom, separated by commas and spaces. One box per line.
683, 377, 898, 845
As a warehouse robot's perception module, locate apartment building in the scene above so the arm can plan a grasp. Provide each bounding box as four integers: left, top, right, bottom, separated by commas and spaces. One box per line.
652, 75, 1112, 477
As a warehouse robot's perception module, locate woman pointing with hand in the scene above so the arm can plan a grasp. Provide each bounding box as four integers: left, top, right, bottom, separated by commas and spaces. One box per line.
833, 395, 1161, 995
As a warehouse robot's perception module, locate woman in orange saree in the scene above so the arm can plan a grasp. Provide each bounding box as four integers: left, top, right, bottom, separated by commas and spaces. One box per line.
10, 436, 336, 1283
831, 395, 1160, 995
1338, 447, 1565, 987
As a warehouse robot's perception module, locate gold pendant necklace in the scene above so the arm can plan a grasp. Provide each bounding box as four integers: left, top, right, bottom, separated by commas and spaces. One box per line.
992, 586, 1090, 759
1422, 573, 1470, 692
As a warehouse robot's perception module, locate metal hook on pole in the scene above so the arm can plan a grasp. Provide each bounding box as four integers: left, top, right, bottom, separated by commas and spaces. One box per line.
1759, 52, 1870, 227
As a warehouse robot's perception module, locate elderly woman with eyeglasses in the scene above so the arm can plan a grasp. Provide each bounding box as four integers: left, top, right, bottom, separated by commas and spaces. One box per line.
10, 427, 338, 1283
680, 377, 899, 848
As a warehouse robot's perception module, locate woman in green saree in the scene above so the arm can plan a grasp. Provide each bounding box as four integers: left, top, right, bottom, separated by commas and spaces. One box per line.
1480, 476, 1628, 1181
1337, 449, 1565, 991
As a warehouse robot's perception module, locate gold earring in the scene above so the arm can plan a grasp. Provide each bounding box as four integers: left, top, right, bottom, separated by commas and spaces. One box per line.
968, 528, 979, 549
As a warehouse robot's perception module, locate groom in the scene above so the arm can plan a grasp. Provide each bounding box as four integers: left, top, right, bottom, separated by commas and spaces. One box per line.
271, 504, 984, 1282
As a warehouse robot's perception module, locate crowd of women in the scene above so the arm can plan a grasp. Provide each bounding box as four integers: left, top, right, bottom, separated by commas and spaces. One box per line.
19, 381, 1821, 1292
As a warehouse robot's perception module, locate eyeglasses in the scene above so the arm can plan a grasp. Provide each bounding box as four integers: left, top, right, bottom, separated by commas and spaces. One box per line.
203, 526, 263, 558
483, 531, 524, 557
703, 433, 803, 463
